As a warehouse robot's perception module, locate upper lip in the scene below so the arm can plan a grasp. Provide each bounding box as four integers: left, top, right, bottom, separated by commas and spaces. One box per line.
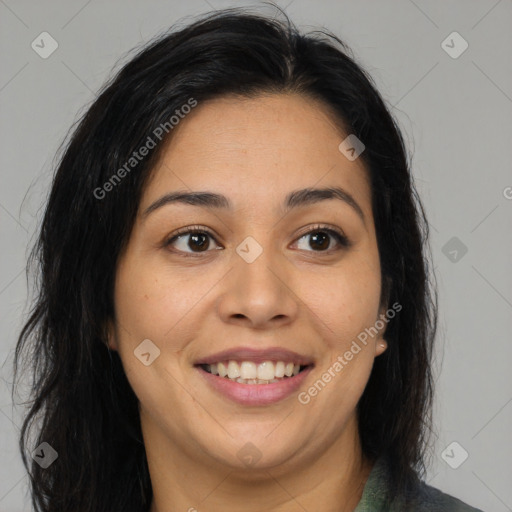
194, 346, 315, 366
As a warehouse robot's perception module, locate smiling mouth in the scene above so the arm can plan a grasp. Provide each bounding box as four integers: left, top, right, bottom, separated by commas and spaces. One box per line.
197, 361, 312, 385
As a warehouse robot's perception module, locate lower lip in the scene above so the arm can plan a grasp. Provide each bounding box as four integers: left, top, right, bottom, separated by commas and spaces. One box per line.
196, 366, 313, 406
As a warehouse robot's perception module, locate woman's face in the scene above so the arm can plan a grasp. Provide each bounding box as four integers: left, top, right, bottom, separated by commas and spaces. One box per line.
108, 93, 388, 474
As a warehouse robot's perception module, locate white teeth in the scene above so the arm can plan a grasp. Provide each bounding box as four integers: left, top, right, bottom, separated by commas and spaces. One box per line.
275, 361, 285, 378
217, 362, 228, 377
240, 361, 257, 380
257, 361, 275, 381
235, 378, 271, 385
227, 361, 240, 379
203, 359, 308, 383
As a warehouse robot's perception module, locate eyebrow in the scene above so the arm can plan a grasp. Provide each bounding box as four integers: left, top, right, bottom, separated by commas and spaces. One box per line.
142, 186, 365, 224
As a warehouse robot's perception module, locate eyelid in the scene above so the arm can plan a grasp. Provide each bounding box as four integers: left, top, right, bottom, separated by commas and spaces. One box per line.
164, 225, 221, 254
164, 223, 350, 256
294, 223, 349, 245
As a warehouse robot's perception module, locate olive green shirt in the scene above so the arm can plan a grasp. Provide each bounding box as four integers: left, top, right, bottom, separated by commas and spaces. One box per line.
354, 456, 484, 511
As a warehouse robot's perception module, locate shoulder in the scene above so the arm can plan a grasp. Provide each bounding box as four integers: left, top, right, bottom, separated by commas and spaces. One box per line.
402, 479, 485, 512
355, 455, 484, 512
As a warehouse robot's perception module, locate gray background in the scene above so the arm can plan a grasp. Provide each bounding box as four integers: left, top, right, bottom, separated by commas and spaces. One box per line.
1, 0, 511, 510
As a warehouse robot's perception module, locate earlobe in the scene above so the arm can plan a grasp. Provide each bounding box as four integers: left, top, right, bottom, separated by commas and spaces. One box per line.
104, 319, 118, 351
107, 337, 118, 352
375, 339, 387, 356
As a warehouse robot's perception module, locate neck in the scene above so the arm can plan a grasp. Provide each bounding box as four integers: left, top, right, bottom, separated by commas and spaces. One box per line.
146, 413, 373, 512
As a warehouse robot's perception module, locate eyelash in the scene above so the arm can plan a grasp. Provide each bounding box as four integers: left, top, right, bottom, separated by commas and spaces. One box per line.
164, 224, 351, 258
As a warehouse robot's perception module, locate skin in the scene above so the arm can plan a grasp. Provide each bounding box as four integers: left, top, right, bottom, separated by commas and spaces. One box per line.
107, 93, 389, 512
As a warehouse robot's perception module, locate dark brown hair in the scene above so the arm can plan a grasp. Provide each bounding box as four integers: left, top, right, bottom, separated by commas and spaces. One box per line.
14, 5, 437, 511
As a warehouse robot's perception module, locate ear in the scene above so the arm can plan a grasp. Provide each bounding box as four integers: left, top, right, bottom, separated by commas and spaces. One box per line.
375, 339, 388, 357
104, 318, 118, 351
374, 304, 389, 357
375, 275, 392, 357
374, 307, 388, 357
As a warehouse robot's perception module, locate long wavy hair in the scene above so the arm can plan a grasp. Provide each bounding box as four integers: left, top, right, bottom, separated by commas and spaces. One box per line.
13, 5, 437, 511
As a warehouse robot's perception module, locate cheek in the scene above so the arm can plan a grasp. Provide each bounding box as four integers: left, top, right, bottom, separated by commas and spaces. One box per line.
113, 254, 207, 347
308, 260, 382, 348
111, 261, 194, 414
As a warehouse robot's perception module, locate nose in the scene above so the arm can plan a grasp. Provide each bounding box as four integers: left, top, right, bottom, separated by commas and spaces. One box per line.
216, 244, 299, 330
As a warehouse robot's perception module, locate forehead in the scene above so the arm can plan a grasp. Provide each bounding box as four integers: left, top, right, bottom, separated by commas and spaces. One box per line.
141, 93, 371, 215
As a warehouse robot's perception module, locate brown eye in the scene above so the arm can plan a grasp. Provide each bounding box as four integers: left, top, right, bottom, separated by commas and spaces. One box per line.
294, 226, 350, 253
165, 224, 350, 258
165, 227, 221, 256
185, 232, 210, 251
308, 231, 330, 250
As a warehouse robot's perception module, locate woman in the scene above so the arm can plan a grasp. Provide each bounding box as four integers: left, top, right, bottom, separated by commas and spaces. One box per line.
13, 6, 483, 511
